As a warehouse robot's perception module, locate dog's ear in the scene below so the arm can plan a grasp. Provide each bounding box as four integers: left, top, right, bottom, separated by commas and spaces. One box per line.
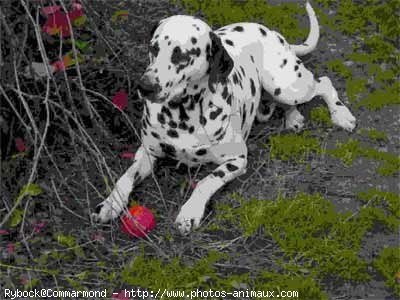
208, 32, 234, 93
150, 22, 160, 37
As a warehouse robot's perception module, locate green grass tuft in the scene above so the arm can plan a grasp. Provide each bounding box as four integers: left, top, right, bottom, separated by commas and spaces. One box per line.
121, 250, 249, 297
356, 82, 400, 111
359, 128, 388, 143
217, 193, 396, 282
174, 0, 308, 42
373, 247, 400, 297
255, 271, 327, 300
268, 132, 323, 163
357, 189, 400, 219
326, 59, 353, 79
346, 78, 368, 103
309, 106, 332, 127
329, 139, 400, 176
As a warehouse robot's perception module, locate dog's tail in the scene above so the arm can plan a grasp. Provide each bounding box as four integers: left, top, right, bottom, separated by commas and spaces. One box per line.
290, 2, 319, 56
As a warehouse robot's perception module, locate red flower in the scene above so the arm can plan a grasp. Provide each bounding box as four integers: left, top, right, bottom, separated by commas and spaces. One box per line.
112, 90, 129, 111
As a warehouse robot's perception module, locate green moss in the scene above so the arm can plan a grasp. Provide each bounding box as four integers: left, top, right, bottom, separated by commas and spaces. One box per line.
254, 272, 327, 300
326, 59, 352, 79
121, 251, 243, 297
174, 0, 307, 42
328, 139, 400, 176
356, 82, 400, 111
346, 78, 368, 103
373, 247, 400, 296
362, 35, 398, 64
217, 193, 391, 281
357, 189, 400, 219
310, 106, 332, 127
268, 132, 323, 163
334, 0, 400, 39
328, 139, 362, 166
359, 128, 388, 143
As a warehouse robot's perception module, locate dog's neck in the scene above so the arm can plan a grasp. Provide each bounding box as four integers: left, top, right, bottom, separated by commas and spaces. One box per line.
167, 76, 210, 109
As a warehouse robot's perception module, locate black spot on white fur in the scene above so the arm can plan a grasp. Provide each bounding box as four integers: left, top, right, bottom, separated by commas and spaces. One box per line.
250, 78, 256, 96
210, 107, 223, 120
167, 129, 178, 138
195, 148, 207, 156
213, 170, 225, 178
225, 39, 234, 46
226, 163, 239, 172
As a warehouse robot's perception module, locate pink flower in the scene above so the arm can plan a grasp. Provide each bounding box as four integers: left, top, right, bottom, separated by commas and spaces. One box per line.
15, 137, 26, 152
0, 229, 9, 235
33, 221, 46, 233
7, 243, 15, 254
120, 152, 135, 159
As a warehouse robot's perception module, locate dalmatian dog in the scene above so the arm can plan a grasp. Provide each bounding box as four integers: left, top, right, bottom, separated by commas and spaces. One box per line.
92, 2, 356, 234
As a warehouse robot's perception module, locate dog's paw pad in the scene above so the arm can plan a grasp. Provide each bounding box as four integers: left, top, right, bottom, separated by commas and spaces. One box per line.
175, 206, 203, 235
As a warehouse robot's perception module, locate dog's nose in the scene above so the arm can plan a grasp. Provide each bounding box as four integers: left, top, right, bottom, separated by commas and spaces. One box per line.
137, 75, 158, 98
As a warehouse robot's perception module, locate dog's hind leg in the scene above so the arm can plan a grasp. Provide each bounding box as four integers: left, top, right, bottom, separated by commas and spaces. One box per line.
92, 145, 156, 223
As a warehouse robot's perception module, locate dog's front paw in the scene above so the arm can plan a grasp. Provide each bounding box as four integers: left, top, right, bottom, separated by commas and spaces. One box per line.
91, 193, 128, 223
331, 106, 356, 131
175, 202, 205, 235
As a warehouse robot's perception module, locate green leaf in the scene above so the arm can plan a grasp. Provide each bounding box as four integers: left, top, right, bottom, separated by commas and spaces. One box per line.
75, 40, 90, 51
55, 233, 76, 248
17, 183, 43, 201
10, 208, 24, 227
72, 15, 87, 27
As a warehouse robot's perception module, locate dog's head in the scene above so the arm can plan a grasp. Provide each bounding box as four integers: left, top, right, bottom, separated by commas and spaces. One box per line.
137, 15, 234, 103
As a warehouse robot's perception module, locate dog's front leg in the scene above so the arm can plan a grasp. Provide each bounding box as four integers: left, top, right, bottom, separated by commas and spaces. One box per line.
92, 145, 156, 223
175, 154, 247, 234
